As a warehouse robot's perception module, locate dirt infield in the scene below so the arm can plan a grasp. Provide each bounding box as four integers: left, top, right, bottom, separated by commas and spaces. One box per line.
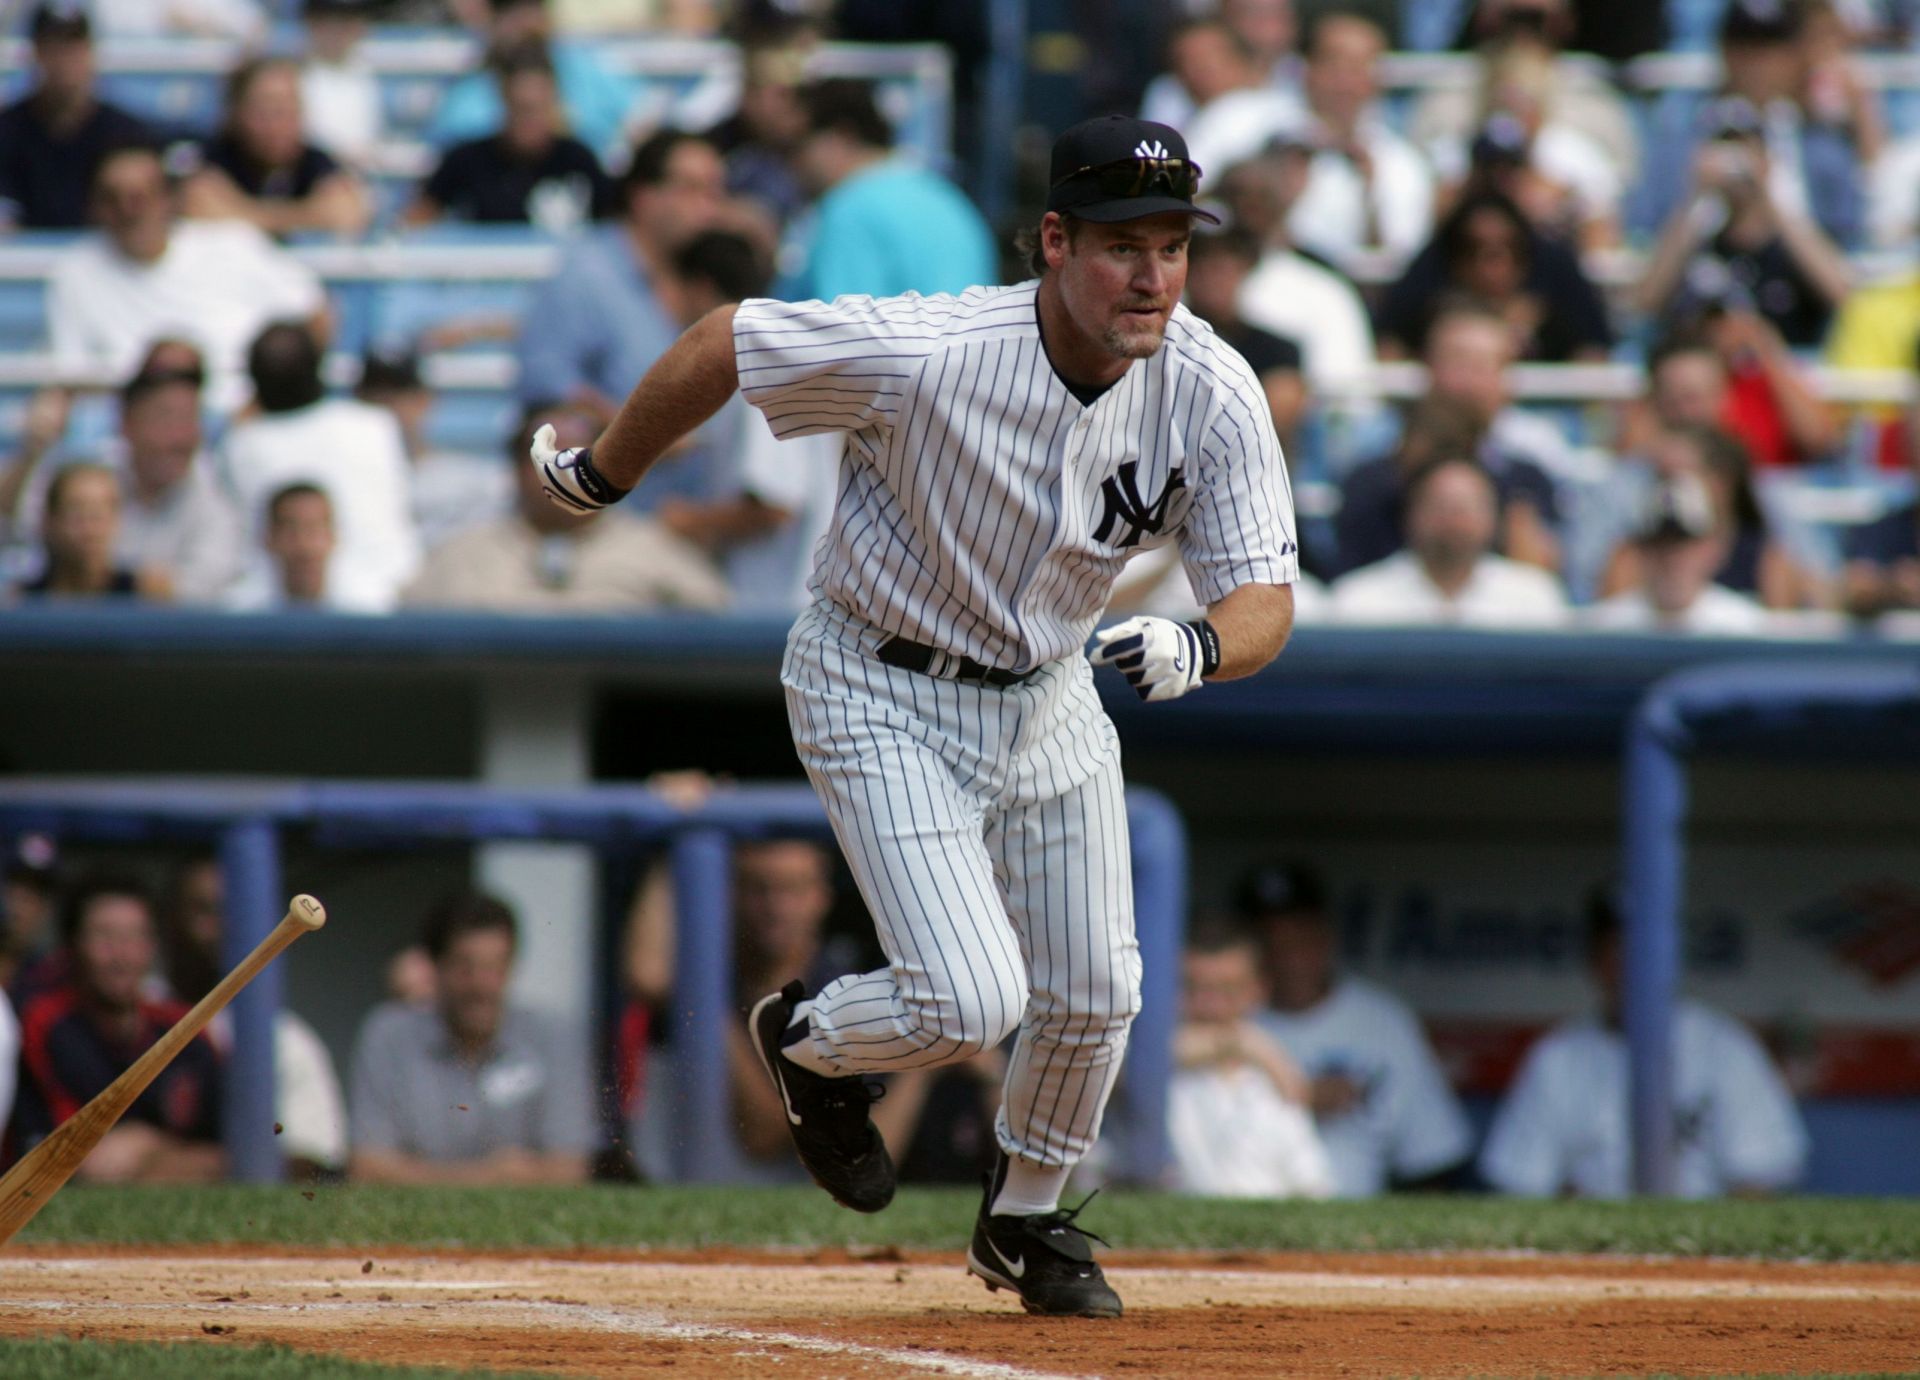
3, 1246, 1918, 1377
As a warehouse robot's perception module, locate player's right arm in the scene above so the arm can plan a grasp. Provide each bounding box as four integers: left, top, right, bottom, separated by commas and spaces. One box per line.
534, 293, 951, 512
532, 304, 743, 511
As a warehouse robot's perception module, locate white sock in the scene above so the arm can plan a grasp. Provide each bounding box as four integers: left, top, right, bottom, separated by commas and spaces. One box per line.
991, 1155, 1070, 1217
775, 998, 841, 1077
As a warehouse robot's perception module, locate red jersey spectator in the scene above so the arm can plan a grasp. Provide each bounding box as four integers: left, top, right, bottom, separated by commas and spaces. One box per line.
11, 874, 225, 1182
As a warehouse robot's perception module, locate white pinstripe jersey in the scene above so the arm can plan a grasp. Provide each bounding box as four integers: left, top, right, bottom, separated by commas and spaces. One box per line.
733, 280, 1299, 673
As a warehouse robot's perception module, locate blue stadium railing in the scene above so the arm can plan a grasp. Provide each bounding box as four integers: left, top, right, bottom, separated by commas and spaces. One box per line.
0, 776, 1190, 1189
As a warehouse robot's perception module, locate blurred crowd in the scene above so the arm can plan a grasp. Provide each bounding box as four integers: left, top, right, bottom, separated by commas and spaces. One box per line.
2, 0, 1920, 632
0, 830, 1810, 1198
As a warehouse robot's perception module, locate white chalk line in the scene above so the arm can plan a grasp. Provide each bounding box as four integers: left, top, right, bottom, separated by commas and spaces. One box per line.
4, 1256, 1916, 1304
0, 1297, 1091, 1380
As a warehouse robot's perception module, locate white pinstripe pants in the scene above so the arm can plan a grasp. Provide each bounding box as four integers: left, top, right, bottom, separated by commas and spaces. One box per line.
780, 599, 1142, 1170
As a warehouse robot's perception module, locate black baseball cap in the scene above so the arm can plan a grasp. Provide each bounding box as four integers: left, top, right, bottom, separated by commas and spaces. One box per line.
1047, 115, 1220, 225
1233, 862, 1327, 920
1720, 0, 1803, 45
28, 0, 90, 41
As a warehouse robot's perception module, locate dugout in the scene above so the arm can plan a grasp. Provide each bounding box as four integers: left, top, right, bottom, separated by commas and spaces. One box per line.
2, 607, 1918, 1194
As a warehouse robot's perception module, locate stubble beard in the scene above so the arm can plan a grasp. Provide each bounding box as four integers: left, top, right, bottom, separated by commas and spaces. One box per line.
1101, 319, 1167, 359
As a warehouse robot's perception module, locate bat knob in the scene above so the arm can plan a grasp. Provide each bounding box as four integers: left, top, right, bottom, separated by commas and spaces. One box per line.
291, 895, 327, 930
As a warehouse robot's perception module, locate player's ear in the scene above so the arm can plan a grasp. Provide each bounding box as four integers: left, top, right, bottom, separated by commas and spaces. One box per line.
1041, 212, 1072, 271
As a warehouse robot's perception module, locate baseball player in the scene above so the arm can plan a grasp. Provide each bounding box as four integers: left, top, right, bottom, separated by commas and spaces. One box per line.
531, 115, 1298, 1317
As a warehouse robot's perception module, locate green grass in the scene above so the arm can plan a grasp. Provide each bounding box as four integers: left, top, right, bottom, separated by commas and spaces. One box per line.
0, 1337, 563, 1380
14, 1184, 1920, 1262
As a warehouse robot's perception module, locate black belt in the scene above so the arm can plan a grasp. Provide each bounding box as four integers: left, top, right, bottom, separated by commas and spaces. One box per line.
875, 635, 1039, 688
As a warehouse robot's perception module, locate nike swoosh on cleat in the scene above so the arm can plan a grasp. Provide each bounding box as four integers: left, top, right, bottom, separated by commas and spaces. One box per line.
988, 1238, 1026, 1279
773, 1067, 802, 1126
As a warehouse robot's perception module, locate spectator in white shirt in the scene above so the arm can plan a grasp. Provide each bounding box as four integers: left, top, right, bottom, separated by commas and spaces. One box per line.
1480, 887, 1808, 1199
47, 145, 328, 416
1168, 920, 1333, 1199
1331, 454, 1570, 628
1158, 17, 1308, 188
1586, 473, 1775, 636
1286, 9, 1436, 269
299, 0, 385, 172
1241, 863, 1474, 1198
222, 322, 423, 612
1214, 147, 1377, 390
113, 349, 246, 604
1141, 0, 1303, 133
226, 482, 365, 612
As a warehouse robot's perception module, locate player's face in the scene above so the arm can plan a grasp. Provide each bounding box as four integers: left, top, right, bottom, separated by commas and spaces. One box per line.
75, 896, 158, 1013
438, 927, 515, 1047
1054, 212, 1192, 362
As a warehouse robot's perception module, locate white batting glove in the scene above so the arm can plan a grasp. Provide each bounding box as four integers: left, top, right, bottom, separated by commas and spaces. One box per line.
530, 423, 630, 513
1089, 615, 1220, 702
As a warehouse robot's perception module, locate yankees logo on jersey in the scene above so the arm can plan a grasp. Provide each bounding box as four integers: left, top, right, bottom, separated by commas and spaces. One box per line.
1094, 461, 1187, 547
734, 281, 1298, 672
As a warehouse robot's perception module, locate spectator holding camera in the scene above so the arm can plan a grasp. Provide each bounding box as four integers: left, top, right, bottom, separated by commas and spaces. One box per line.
1637, 95, 1851, 353
1425, 47, 1624, 250
1409, 0, 1639, 220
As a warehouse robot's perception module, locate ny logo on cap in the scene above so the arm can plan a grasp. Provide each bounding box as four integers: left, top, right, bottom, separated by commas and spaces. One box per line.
1133, 140, 1169, 159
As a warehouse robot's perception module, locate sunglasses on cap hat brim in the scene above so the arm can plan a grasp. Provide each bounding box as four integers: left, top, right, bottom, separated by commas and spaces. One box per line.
1054, 156, 1204, 202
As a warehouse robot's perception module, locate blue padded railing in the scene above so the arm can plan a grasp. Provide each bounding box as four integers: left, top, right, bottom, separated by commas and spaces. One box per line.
0, 777, 1188, 1188
1619, 659, 1920, 1193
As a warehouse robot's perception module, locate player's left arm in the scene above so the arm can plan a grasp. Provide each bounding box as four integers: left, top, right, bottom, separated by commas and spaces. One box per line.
1203, 580, 1294, 680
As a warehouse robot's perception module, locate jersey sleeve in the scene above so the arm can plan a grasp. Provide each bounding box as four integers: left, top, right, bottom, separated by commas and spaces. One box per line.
1177, 347, 1300, 605
732, 294, 952, 440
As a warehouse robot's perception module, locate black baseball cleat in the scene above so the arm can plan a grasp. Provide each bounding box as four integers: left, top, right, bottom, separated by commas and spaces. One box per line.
748, 980, 896, 1213
966, 1155, 1123, 1318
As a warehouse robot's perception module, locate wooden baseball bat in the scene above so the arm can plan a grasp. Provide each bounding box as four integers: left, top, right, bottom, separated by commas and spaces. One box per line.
0, 893, 327, 1245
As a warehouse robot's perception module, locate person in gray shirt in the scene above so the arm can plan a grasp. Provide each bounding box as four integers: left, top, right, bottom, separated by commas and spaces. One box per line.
348, 890, 596, 1184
